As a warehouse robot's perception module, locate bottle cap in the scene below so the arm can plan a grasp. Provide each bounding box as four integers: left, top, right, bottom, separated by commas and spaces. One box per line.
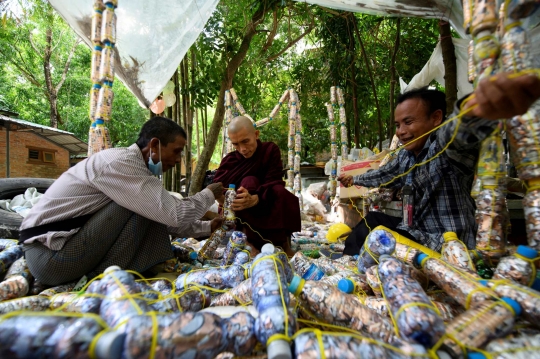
228, 184, 236, 189
267, 339, 292, 359
532, 278, 540, 291
94, 331, 126, 359
103, 265, 122, 274
501, 297, 522, 316
261, 243, 276, 254
478, 279, 489, 287
516, 245, 538, 259
337, 278, 355, 294
416, 253, 428, 267
466, 353, 487, 359
443, 232, 458, 242
288, 275, 304, 295
189, 252, 198, 260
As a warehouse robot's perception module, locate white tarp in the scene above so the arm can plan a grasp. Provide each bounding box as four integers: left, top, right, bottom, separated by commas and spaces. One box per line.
48, 0, 219, 107
400, 38, 473, 98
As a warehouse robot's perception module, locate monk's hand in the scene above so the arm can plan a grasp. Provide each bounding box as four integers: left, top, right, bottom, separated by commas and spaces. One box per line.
463, 72, 540, 120
207, 182, 225, 204
231, 187, 259, 211
210, 216, 224, 232
337, 174, 354, 187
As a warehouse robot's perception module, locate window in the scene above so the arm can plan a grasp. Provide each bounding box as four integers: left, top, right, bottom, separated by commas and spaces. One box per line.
27, 148, 56, 164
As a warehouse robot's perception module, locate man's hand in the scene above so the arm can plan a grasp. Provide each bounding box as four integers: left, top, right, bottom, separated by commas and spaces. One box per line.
210, 216, 224, 232
337, 174, 354, 187
231, 187, 259, 211
463, 73, 540, 120
207, 182, 225, 203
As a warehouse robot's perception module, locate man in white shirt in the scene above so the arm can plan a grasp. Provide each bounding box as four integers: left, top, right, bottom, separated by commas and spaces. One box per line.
20, 117, 224, 285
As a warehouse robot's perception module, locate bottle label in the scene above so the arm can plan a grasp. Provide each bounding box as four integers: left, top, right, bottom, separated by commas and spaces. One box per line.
302, 263, 325, 281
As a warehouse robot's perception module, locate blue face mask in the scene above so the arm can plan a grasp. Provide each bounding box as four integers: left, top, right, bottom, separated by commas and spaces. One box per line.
148, 141, 163, 179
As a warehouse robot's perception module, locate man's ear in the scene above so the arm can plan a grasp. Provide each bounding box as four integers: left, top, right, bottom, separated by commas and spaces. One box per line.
254, 130, 260, 140
149, 137, 160, 152
431, 109, 444, 127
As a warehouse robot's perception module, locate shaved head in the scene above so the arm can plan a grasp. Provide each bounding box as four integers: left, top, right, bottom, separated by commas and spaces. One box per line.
227, 115, 260, 158
228, 116, 255, 134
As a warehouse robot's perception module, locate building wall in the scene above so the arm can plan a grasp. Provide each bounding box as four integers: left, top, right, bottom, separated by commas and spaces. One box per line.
0, 128, 70, 179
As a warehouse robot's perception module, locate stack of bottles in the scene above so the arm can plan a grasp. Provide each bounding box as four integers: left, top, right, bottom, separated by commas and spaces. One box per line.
88, 0, 117, 156
2, 222, 540, 358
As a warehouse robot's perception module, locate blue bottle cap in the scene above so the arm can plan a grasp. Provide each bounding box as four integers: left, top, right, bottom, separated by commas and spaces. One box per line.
501, 297, 522, 316
416, 253, 428, 267
532, 278, 540, 291
189, 251, 198, 260
228, 184, 236, 189
409, 331, 432, 348
337, 278, 355, 294
516, 245, 538, 259
288, 275, 303, 295
478, 279, 489, 287
467, 353, 487, 359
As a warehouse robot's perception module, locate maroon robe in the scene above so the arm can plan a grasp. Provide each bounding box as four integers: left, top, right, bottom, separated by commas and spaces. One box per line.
213, 140, 301, 248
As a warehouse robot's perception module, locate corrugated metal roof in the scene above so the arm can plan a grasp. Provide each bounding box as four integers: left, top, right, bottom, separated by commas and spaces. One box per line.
0, 115, 88, 155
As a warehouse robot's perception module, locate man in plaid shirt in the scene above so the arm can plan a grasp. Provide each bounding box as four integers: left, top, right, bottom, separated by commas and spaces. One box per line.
338, 73, 540, 255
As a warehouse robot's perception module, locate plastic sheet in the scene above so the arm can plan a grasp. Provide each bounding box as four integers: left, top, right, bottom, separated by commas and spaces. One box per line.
49, 0, 220, 106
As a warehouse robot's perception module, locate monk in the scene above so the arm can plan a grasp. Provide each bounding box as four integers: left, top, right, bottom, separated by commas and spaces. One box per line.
214, 116, 301, 256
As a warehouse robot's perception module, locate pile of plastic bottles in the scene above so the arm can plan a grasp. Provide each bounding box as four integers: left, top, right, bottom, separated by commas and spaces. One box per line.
1, 224, 540, 359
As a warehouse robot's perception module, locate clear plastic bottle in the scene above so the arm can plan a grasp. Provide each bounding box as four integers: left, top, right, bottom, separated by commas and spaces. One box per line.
357, 229, 396, 274
251, 247, 295, 359
221, 231, 246, 266
441, 231, 478, 274
224, 184, 237, 228
402, 185, 413, 227
494, 245, 538, 286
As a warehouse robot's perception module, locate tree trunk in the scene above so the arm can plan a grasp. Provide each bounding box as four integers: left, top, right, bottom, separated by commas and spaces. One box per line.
43, 27, 58, 128
389, 18, 401, 140
352, 19, 383, 151
439, 20, 457, 116
189, 6, 267, 196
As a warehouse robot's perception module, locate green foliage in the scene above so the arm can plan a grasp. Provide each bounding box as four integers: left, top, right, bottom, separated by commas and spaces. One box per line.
1, 0, 444, 166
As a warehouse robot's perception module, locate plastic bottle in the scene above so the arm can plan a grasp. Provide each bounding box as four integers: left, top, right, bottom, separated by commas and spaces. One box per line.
494, 245, 538, 286
49, 292, 101, 314
224, 184, 237, 228
222, 231, 246, 266
251, 246, 296, 359
441, 231, 478, 275
171, 242, 198, 262
289, 275, 396, 343
402, 185, 414, 227
233, 251, 250, 266
0, 315, 106, 358
293, 329, 427, 359
0, 257, 32, 301
151, 287, 211, 313
483, 279, 540, 328
0, 295, 51, 314
324, 271, 371, 295
0, 245, 23, 275
94, 311, 257, 359
357, 229, 396, 274
378, 255, 445, 347
289, 252, 325, 281
393, 242, 422, 265
100, 3, 116, 44
175, 264, 245, 292
97, 266, 153, 328
416, 253, 498, 309
482, 333, 540, 359
210, 277, 253, 307
197, 225, 228, 262
439, 297, 521, 358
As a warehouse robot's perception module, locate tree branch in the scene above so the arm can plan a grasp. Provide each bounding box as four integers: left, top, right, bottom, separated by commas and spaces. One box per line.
260, 8, 278, 54
265, 18, 315, 62
0, 48, 42, 88
28, 32, 43, 59
55, 38, 79, 93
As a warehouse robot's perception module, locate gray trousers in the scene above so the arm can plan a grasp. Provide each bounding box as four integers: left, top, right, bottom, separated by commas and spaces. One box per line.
24, 201, 174, 286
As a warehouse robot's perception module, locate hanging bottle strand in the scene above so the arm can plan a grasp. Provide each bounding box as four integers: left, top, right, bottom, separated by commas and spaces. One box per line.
88, 0, 116, 156
469, 0, 510, 263
327, 88, 338, 201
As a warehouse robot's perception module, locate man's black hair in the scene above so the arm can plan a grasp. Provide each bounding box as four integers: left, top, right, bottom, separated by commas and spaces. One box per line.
136, 116, 187, 148
397, 87, 447, 120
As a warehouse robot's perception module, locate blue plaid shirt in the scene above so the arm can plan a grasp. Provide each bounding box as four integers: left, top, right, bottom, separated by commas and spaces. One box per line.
353, 110, 498, 251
